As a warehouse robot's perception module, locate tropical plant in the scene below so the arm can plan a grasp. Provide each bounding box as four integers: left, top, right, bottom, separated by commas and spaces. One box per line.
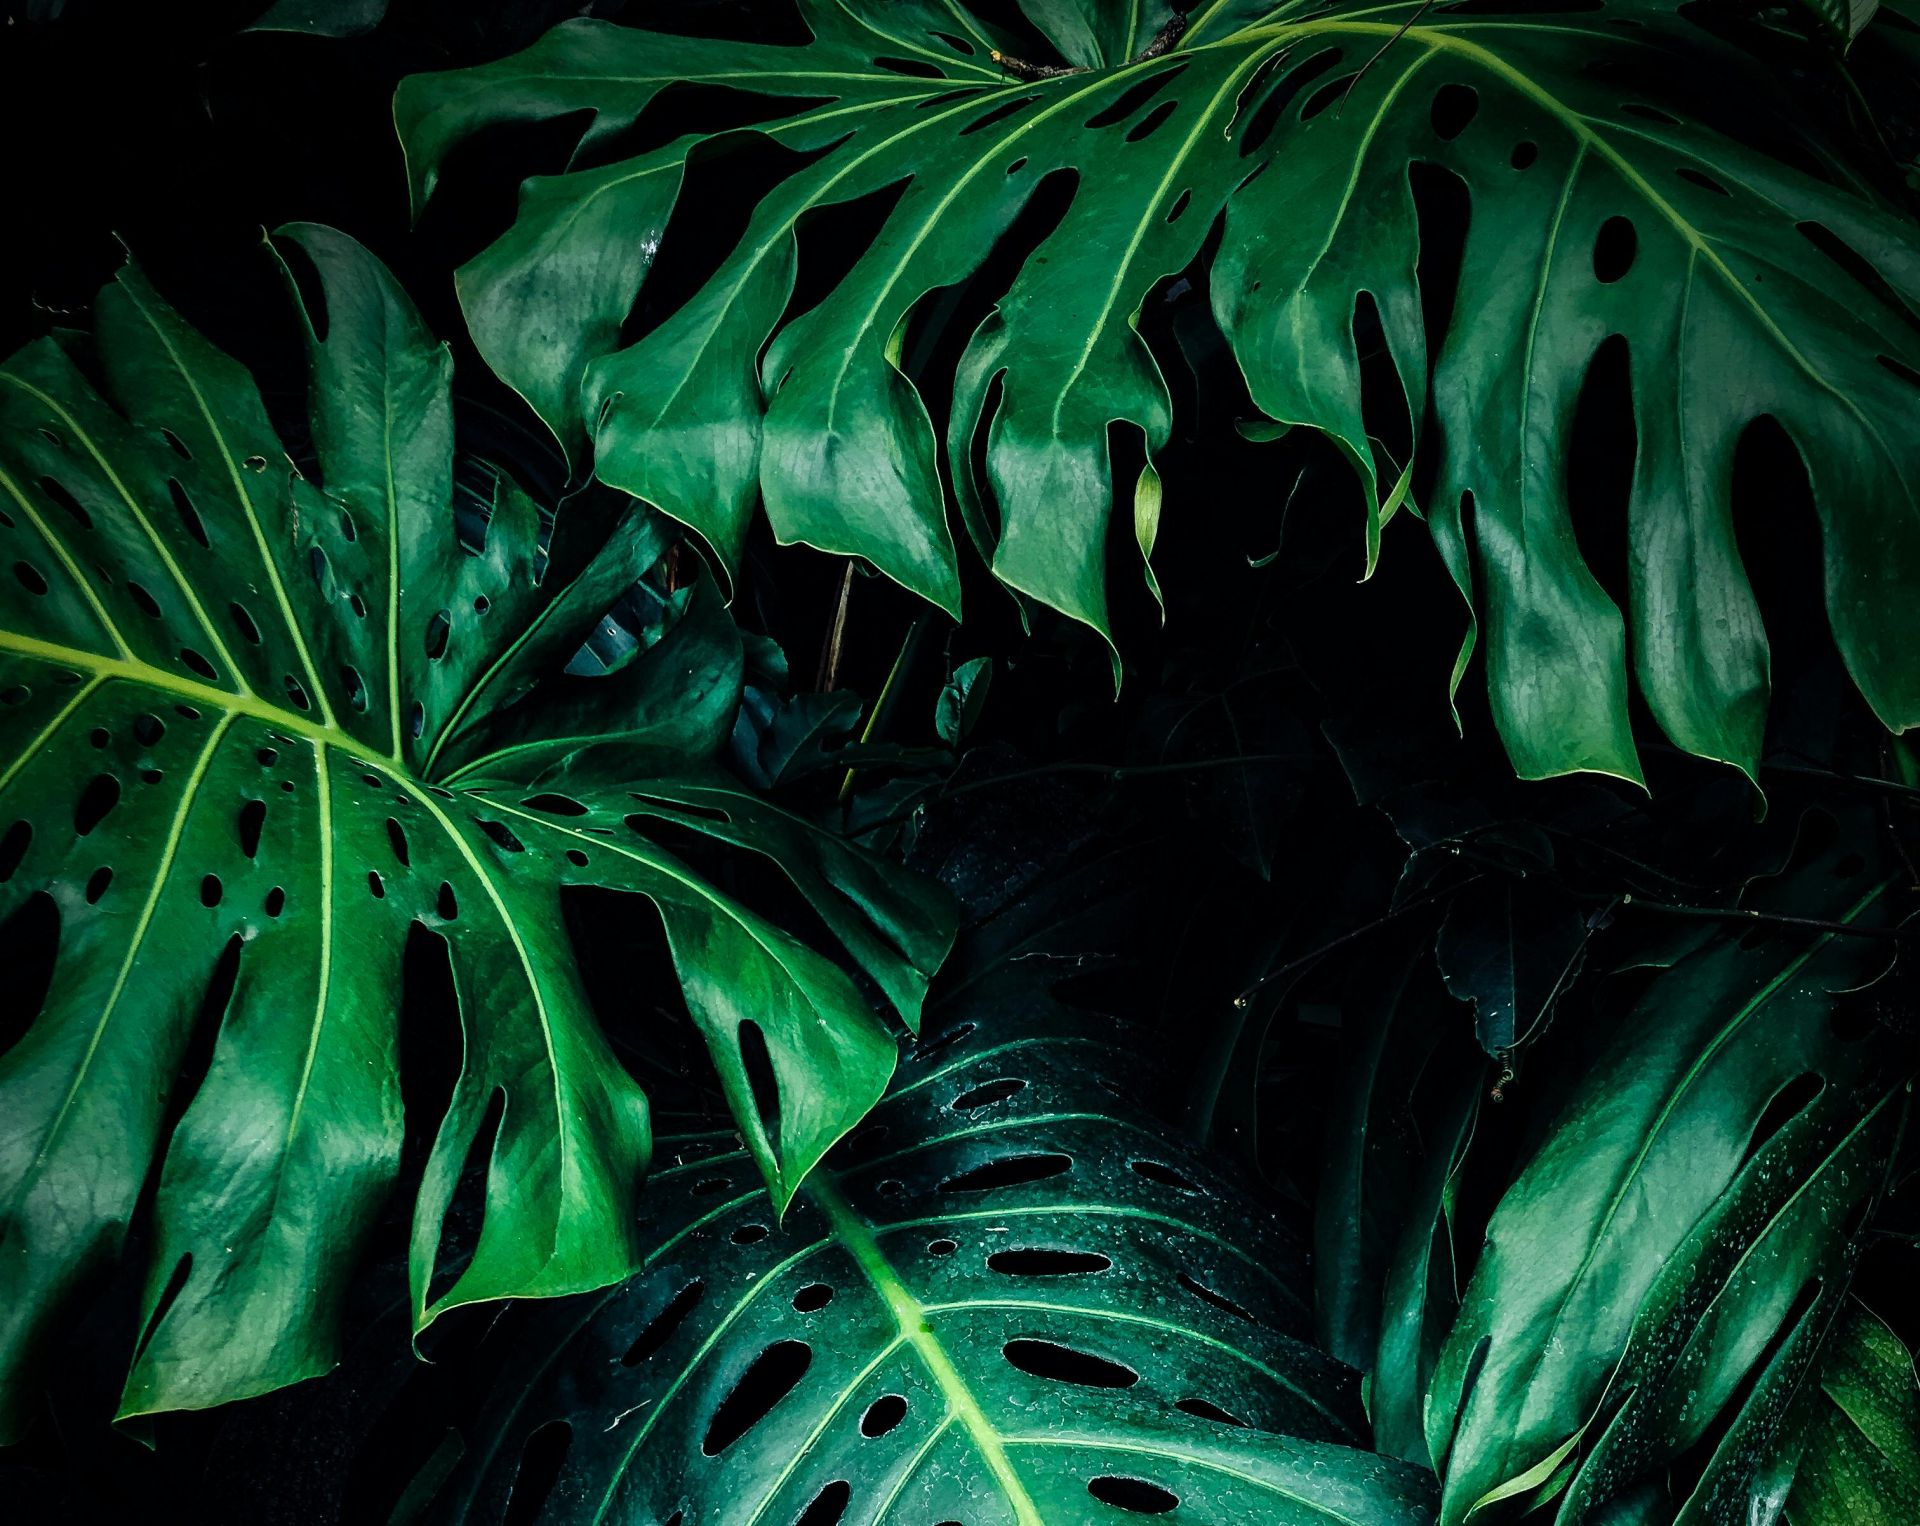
0, 226, 952, 1436
397, 0, 1920, 784
361, 851, 1440, 1526
6, 3, 1920, 1523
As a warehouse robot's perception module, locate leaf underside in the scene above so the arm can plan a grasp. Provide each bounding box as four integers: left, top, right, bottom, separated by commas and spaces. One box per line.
398, 0, 1920, 783
0, 228, 953, 1435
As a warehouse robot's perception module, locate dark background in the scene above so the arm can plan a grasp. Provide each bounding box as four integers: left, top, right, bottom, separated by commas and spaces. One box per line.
2, 2, 1915, 1520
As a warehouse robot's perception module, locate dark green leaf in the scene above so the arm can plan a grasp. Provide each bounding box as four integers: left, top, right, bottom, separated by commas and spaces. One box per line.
380, 890, 1439, 1525
397, 0, 1920, 782
1423, 838, 1909, 1524
1769, 1300, 1920, 1525
0, 228, 954, 1434
935, 655, 991, 746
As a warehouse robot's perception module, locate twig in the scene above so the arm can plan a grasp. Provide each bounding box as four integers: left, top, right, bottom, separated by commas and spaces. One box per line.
1339, 0, 1434, 115
814, 561, 856, 692
840, 615, 930, 801
1136, 10, 1189, 61
989, 49, 1082, 80
1232, 875, 1485, 1008
1609, 892, 1901, 942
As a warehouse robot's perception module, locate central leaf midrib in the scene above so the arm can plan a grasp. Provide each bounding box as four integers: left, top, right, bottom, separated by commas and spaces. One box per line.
808, 1173, 1045, 1526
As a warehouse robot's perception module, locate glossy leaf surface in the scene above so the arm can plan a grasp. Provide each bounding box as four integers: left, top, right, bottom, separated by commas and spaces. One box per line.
1424, 837, 1910, 1524
389, 876, 1439, 1525
1771, 1301, 1920, 1525
398, 0, 1920, 781
0, 228, 953, 1435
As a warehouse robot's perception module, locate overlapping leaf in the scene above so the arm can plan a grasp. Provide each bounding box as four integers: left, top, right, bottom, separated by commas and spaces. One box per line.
0, 228, 953, 1435
377, 881, 1438, 1525
1423, 829, 1912, 1524
398, 0, 1920, 779
1764, 1300, 1920, 1525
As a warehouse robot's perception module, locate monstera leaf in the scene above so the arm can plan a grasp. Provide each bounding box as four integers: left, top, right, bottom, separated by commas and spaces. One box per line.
0, 227, 952, 1436
1764, 1300, 1920, 1525
396, 0, 1920, 781
1423, 826, 1913, 1524
373, 866, 1439, 1525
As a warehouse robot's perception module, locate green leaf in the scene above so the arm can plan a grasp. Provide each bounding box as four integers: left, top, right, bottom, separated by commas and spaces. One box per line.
1422, 837, 1910, 1525
380, 891, 1439, 1525
935, 655, 992, 746
1771, 1300, 1920, 1525
1313, 929, 1483, 1469
0, 227, 954, 1435
1435, 877, 1592, 1057
247, 0, 388, 37
396, 0, 1920, 783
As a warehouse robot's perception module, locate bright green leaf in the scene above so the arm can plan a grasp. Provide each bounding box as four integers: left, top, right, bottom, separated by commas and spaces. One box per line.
0, 227, 954, 1435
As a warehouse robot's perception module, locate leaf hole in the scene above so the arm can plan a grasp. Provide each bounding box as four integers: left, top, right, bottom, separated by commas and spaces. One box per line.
343, 666, 368, 713
1165, 188, 1192, 222
873, 54, 945, 78
1002, 1339, 1137, 1389
501, 1420, 570, 1526
940, 1153, 1072, 1193
732, 1223, 770, 1245
0, 819, 31, 880
0, 891, 57, 1058
739, 1020, 782, 1156
264, 886, 286, 917
200, 874, 222, 908
702, 1340, 812, 1455
988, 1248, 1111, 1276
169, 479, 210, 548
566, 848, 589, 868
1176, 1271, 1259, 1323
1087, 1477, 1179, 1515
282, 675, 312, 711
436, 881, 458, 921
952, 1077, 1026, 1111
425, 609, 451, 662
523, 792, 588, 817
75, 774, 121, 836
39, 475, 92, 530
85, 866, 113, 903
927, 1238, 958, 1257
860, 1395, 907, 1438
960, 95, 1039, 136
238, 799, 266, 859
180, 648, 218, 681
793, 1284, 834, 1312
795, 1480, 850, 1526
1086, 66, 1184, 130
229, 601, 262, 645
386, 818, 410, 868
1300, 73, 1357, 122
624, 1279, 705, 1366
1510, 140, 1537, 169
1235, 46, 1341, 156
1125, 99, 1180, 143
134, 712, 165, 746
1430, 82, 1479, 139
1592, 215, 1637, 282
13, 561, 49, 596
475, 818, 525, 854
161, 428, 192, 460
1675, 165, 1731, 197
1129, 1159, 1200, 1193
1175, 1397, 1247, 1427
